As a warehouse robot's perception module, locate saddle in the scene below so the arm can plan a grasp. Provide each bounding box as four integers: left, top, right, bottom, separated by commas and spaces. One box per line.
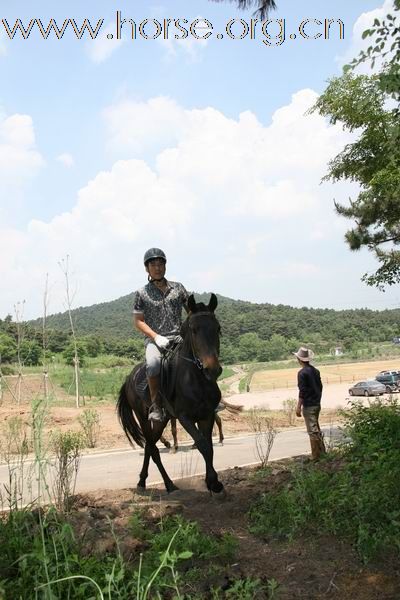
133, 338, 182, 412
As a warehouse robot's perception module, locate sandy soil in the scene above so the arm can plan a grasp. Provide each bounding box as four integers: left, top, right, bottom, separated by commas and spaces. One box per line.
251, 358, 400, 391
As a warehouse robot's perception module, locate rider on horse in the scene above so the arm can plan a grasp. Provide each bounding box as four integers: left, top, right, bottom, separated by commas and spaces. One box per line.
133, 248, 189, 422
133, 248, 225, 422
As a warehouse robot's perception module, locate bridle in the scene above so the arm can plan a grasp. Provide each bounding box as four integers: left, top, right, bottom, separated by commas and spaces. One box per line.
180, 311, 220, 372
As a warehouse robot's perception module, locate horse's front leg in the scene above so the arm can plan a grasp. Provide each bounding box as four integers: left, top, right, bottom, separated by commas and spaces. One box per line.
179, 415, 224, 495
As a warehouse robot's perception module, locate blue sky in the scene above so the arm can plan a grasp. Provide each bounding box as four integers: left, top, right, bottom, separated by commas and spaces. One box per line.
1, 0, 399, 318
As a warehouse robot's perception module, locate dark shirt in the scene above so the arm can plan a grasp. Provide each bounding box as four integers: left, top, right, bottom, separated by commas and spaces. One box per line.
297, 364, 323, 407
133, 280, 188, 343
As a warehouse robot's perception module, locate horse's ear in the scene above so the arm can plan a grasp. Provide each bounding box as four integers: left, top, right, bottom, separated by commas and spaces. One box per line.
187, 294, 197, 313
208, 293, 218, 313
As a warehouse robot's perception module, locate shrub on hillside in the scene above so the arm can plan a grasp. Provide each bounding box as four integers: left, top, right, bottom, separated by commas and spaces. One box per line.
249, 398, 400, 562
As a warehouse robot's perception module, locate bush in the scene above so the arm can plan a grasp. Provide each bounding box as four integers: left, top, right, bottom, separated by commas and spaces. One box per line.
78, 408, 101, 448
249, 397, 400, 562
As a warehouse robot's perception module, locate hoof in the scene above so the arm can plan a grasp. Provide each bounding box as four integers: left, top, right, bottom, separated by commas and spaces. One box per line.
167, 483, 179, 493
169, 447, 178, 454
136, 484, 146, 494
163, 441, 171, 449
210, 487, 227, 501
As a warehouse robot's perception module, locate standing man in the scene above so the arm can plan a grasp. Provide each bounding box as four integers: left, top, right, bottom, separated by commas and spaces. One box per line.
294, 347, 326, 460
133, 248, 189, 422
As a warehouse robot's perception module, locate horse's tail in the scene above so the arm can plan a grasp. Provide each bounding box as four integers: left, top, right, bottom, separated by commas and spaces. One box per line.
221, 398, 244, 415
117, 380, 146, 448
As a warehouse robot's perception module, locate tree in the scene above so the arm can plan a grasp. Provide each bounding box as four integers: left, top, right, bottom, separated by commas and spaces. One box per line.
211, 0, 276, 19
311, 2, 400, 288
63, 340, 87, 368
0, 333, 17, 363
19, 340, 41, 366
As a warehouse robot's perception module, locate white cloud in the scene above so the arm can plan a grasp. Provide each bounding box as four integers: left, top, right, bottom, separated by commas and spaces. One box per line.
0, 111, 45, 181
86, 21, 124, 63
3, 90, 392, 317
103, 96, 186, 155
338, 0, 396, 71
56, 153, 75, 168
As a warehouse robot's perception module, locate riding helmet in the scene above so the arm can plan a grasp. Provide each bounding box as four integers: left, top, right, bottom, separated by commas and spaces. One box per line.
143, 248, 167, 266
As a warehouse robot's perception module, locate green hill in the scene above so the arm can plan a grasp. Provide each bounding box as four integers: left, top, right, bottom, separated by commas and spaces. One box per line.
28, 291, 400, 349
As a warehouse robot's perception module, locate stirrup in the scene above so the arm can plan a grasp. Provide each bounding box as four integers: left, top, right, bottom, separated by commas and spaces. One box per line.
215, 402, 226, 413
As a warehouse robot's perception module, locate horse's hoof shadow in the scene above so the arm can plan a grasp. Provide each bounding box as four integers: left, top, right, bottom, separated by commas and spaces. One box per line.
209, 487, 227, 501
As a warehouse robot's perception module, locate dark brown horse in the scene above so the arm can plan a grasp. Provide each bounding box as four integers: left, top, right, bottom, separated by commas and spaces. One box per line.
117, 293, 225, 494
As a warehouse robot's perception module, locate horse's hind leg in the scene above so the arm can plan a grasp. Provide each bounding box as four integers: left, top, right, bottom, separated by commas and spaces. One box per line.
170, 418, 178, 453
138, 444, 151, 490
215, 414, 224, 445
160, 435, 171, 449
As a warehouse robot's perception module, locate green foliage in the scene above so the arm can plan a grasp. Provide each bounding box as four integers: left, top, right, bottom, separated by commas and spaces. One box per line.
78, 408, 101, 448
0, 332, 17, 363
312, 3, 400, 288
52, 366, 131, 400
51, 430, 84, 512
0, 509, 238, 599
248, 398, 400, 562
18, 291, 400, 366
151, 514, 237, 563
62, 340, 88, 367
82, 334, 104, 357
19, 339, 42, 366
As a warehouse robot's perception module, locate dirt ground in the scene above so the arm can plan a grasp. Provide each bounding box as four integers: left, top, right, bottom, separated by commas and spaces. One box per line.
71, 460, 400, 600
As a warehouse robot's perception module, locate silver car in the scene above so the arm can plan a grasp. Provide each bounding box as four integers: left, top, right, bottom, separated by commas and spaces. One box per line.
348, 380, 386, 397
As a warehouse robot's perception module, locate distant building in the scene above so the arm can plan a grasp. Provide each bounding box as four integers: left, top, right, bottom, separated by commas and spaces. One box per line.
332, 346, 343, 356
393, 337, 400, 345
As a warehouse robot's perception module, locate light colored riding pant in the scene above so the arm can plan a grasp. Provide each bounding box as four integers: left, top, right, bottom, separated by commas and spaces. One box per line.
145, 342, 162, 377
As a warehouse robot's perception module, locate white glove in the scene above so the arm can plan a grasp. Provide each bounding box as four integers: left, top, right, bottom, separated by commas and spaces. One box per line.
154, 335, 170, 350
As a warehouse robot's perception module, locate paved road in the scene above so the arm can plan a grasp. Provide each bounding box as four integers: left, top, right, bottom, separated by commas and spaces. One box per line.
0, 425, 340, 505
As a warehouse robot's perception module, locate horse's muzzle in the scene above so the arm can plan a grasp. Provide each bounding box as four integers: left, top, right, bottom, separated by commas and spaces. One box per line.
203, 357, 222, 382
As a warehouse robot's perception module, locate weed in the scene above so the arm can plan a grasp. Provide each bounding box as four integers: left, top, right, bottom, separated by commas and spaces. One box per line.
282, 398, 297, 426
78, 408, 101, 448
51, 430, 84, 512
248, 409, 277, 468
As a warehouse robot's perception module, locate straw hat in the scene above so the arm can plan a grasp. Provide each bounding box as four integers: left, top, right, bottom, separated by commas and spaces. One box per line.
293, 347, 314, 362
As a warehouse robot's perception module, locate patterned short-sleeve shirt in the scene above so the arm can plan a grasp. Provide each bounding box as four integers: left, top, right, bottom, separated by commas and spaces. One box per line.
133, 280, 189, 341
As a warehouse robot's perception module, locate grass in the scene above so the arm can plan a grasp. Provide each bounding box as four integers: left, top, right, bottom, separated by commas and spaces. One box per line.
248, 397, 400, 563
0, 509, 239, 599
51, 365, 131, 401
